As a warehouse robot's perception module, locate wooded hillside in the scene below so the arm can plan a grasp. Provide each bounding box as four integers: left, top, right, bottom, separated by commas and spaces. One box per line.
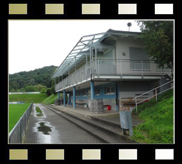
9, 65, 57, 92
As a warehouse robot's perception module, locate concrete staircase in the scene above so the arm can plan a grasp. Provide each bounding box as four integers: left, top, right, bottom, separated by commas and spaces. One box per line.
42, 104, 137, 144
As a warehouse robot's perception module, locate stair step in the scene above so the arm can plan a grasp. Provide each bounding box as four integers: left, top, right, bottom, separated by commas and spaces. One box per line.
44, 104, 136, 143
44, 105, 124, 143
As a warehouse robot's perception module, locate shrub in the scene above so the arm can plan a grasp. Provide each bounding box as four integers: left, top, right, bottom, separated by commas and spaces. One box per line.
41, 87, 47, 93
25, 85, 35, 92
46, 88, 52, 96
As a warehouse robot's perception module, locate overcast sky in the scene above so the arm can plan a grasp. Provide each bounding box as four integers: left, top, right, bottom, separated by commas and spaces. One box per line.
9, 20, 141, 74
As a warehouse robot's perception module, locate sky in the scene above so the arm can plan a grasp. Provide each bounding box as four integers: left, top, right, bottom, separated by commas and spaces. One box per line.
9, 20, 141, 74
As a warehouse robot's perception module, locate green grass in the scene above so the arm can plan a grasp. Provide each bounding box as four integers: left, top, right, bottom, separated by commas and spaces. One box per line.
9, 103, 30, 132
131, 90, 174, 143
133, 89, 173, 114
42, 94, 59, 105
9, 93, 48, 103
35, 106, 43, 117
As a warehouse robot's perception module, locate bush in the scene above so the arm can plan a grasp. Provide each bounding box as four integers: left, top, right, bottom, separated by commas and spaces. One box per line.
46, 88, 52, 96
25, 85, 35, 92
51, 86, 56, 95
41, 87, 47, 93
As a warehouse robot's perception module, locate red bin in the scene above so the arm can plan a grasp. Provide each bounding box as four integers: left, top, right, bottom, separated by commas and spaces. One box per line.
106, 105, 111, 110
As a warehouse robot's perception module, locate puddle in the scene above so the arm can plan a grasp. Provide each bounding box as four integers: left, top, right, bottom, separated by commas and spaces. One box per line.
37, 122, 52, 135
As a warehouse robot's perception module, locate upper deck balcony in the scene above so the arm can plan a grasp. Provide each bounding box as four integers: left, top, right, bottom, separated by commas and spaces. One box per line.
55, 58, 172, 92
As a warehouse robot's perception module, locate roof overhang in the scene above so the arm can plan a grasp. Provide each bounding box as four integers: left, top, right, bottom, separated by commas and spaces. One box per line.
52, 29, 142, 79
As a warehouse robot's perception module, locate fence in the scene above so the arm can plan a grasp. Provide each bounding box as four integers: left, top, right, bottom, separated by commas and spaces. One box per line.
55, 58, 172, 91
133, 80, 173, 113
9, 103, 33, 143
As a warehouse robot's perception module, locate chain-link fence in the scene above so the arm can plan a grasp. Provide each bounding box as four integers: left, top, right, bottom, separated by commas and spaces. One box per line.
9, 103, 33, 143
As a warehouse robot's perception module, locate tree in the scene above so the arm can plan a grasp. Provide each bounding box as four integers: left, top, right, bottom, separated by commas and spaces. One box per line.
25, 85, 35, 92
46, 88, 52, 96
41, 87, 47, 93
34, 84, 46, 92
137, 21, 173, 69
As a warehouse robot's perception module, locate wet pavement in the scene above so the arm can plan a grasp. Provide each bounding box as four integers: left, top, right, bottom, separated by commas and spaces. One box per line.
24, 104, 104, 144
51, 104, 144, 127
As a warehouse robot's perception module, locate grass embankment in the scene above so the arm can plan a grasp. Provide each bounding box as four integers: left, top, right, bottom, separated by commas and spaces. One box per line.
9, 103, 30, 132
131, 90, 173, 143
9, 93, 47, 103
9, 93, 48, 103
42, 94, 59, 105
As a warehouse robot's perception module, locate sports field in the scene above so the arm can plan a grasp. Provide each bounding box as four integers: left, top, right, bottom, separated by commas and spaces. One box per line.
9, 103, 30, 132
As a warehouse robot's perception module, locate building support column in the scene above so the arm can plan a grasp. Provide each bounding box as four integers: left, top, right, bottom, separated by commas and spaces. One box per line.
115, 82, 119, 112
63, 90, 66, 107
57, 92, 60, 100
90, 80, 95, 100
67, 93, 71, 105
67, 93, 69, 105
73, 86, 76, 109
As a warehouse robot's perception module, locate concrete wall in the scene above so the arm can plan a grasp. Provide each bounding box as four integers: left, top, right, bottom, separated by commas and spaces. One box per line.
116, 38, 145, 59
118, 81, 156, 99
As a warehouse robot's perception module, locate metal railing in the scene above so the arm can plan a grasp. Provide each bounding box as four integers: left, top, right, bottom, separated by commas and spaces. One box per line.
9, 103, 33, 143
55, 58, 172, 91
133, 80, 173, 113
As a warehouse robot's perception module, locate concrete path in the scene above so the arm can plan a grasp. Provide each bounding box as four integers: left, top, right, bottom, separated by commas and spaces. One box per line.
51, 104, 144, 127
24, 104, 104, 144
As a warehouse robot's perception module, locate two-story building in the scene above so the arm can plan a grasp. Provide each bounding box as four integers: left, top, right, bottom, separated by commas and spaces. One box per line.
52, 29, 171, 112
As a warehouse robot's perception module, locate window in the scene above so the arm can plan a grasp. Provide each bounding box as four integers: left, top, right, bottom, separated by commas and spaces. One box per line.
129, 47, 150, 71
83, 90, 88, 96
104, 86, 115, 94
76, 91, 79, 97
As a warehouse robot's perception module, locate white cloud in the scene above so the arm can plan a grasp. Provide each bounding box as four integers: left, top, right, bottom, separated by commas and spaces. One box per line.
9, 20, 140, 74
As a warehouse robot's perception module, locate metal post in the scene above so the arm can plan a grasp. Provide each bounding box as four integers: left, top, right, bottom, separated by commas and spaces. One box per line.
155, 89, 158, 102
75, 56, 77, 83
121, 60, 122, 77
98, 59, 100, 76
73, 86, 76, 109
90, 80, 95, 100
90, 46, 92, 75
135, 99, 137, 113
26, 111, 27, 127
95, 48, 97, 74
141, 60, 143, 78
57, 92, 60, 100
20, 120, 22, 143
115, 81, 119, 112
63, 90, 66, 107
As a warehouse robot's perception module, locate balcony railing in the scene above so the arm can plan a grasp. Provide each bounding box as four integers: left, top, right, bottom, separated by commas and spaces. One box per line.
55, 59, 172, 91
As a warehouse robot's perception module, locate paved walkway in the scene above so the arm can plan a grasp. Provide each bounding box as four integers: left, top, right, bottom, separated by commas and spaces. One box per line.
24, 104, 104, 144
51, 104, 144, 127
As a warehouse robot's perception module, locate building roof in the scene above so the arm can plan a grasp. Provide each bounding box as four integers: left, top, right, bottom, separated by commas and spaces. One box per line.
52, 29, 141, 79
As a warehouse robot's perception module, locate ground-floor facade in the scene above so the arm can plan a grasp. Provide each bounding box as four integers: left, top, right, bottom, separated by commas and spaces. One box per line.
58, 78, 171, 112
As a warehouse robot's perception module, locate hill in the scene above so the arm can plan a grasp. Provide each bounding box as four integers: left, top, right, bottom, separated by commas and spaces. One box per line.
9, 65, 57, 92
9, 93, 48, 103
131, 90, 173, 143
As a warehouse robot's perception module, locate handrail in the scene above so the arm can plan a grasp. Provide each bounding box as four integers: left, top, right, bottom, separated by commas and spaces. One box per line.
133, 79, 173, 113
55, 58, 172, 92
133, 80, 173, 100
